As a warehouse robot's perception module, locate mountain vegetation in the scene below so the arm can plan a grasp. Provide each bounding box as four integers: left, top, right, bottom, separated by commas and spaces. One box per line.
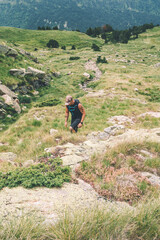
0, 25, 160, 239
0, 0, 160, 31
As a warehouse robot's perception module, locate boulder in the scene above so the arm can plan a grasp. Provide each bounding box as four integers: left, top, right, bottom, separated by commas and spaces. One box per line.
27, 67, 45, 78
83, 72, 90, 79
50, 129, 58, 135
1, 94, 13, 105
0, 84, 17, 98
0, 45, 8, 54
23, 160, 34, 167
52, 72, 61, 77
9, 68, 26, 77
0, 85, 21, 113
0, 152, 17, 162
6, 48, 18, 57
154, 62, 160, 68
13, 99, 21, 113
0, 45, 18, 57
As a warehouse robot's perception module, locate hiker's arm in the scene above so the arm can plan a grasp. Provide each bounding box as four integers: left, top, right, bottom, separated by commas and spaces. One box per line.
65, 107, 69, 127
78, 103, 86, 128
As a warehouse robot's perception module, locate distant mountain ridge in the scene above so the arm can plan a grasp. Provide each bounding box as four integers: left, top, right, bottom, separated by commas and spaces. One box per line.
0, 0, 160, 31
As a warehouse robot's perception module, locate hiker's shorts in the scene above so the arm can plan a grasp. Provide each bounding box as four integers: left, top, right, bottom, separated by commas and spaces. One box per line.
71, 118, 81, 132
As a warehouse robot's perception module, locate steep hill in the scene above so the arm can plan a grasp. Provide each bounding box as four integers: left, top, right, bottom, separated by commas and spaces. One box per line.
0, 27, 160, 236
0, 0, 160, 31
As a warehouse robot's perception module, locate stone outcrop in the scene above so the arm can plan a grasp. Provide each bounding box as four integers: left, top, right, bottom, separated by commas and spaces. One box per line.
9, 68, 26, 77
9, 67, 51, 94
0, 84, 21, 113
0, 152, 17, 162
0, 45, 18, 57
27, 67, 45, 78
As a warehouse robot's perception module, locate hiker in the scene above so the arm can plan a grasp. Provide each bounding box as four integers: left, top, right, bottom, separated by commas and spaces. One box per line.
65, 95, 86, 133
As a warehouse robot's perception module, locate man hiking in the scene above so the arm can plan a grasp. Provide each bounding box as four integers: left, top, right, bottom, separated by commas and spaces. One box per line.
65, 95, 86, 133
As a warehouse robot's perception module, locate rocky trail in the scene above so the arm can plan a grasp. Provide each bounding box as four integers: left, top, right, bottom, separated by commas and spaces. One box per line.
1, 124, 160, 223
80, 60, 102, 91
0, 59, 160, 223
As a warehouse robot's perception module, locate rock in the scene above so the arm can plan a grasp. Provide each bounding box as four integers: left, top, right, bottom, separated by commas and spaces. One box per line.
6, 48, 18, 57
52, 72, 61, 78
107, 116, 134, 125
154, 62, 160, 68
0, 84, 17, 98
22, 106, 27, 110
86, 90, 105, 98
0, 152, 17, 162
13, 99, 21, 113
62, 155, 84, 166
138, 112, 160, 118
83, 72, 90, 79
23, 160, 34, 167
67, 71, 72, 75
0, 85, 21, 113
0, 45, 8, 54
27, 67, 45, 78
104, 124, 125, 134
50, 129, 58, 135
32, 91, 39, 95
140, 150, 153, 158
0, 45, 18, 57
1, 94, 13, 105
141, 172, 160, 186
9, 68, 26, 77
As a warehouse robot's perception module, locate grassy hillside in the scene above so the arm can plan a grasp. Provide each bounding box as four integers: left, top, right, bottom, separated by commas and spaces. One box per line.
0, 26, 160, 161
0, 26, 160, 239
0, 27, 102, 50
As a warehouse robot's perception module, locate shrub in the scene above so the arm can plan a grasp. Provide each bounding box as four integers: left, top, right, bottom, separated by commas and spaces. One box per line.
71, 45, 76, 50
61, 46, 66, 50
96, 56, 108, 63
47, 39, 59, 48
18, 95, 31, 104
0, 158, 71, 190
69, 56, 80, 60
92, 43, 100, 51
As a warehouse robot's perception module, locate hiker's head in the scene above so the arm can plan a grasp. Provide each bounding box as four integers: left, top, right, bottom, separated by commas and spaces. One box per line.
65, 95, 73, 105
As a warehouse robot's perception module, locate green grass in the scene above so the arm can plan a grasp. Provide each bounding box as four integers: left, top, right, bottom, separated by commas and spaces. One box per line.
1, 197, 160, 240
0, 27, 103, 50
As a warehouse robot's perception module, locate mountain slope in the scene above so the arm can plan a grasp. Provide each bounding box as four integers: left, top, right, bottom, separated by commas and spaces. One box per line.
0, 0, 160, 31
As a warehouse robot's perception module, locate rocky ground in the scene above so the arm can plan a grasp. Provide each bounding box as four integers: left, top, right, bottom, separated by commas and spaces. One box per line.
0, 125, 160, 223
0, 60, 160, 223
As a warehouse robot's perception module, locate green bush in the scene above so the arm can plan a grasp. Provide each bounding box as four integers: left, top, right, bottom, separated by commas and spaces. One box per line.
92, 43, 100, 51
0, 158, 71, 190
96, 56, 108, 63
47, 39, 59, 48
18, 95, 31, 104
69, 56, 80, 60
61, 45, 66, 50
71, 45, 76, 50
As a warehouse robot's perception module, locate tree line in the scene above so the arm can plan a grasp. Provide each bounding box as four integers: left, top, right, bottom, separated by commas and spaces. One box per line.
86, 23, 157, 43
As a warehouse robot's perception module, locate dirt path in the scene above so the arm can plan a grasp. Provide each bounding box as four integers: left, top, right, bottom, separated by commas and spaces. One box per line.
80, 60, 102, 91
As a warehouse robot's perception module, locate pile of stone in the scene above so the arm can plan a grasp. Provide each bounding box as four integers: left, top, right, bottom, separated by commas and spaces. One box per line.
9, 67, 51, 94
